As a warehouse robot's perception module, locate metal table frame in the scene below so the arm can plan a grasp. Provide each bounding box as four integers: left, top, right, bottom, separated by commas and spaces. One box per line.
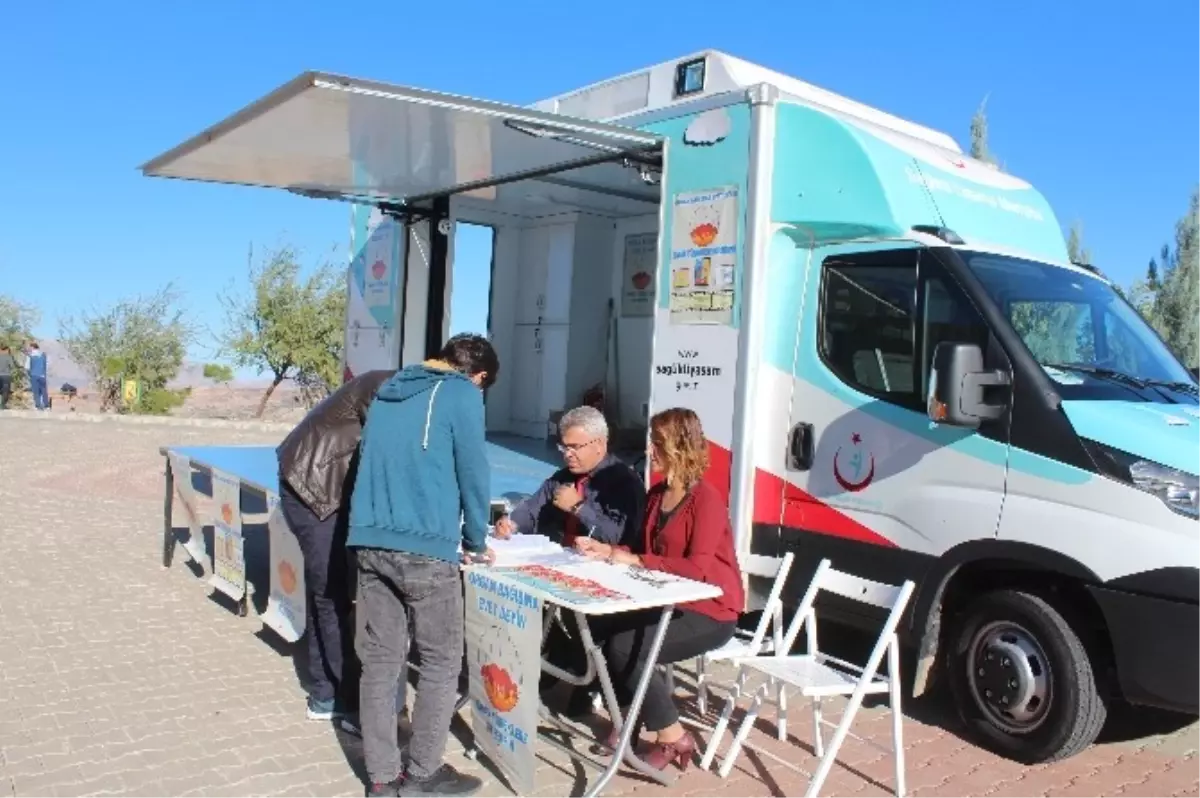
535, 603, 682, 797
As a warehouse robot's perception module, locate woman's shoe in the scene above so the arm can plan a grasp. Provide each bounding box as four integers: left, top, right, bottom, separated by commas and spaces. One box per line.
643, 730, 697, 772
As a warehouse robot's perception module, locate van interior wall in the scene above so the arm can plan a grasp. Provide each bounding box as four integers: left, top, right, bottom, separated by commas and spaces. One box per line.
456, 191, 659, 450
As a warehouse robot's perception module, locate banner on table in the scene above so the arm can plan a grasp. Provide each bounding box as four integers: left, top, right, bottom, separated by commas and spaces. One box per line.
208, 470, 246, 602
262, 495, 306, 642
167, 452, 208, 567
465, 570, 542, 795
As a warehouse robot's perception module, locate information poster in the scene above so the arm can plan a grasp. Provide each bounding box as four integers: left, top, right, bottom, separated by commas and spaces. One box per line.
263, 496, 306, 642
167, 452, 208, 566
465, 570, 542, 795
668, 186, 739, 325
621, 232, 657, 317
208, 471, 246, 602
363, 213, 398, 312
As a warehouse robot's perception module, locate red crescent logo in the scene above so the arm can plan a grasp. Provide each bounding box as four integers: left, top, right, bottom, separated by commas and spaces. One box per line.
833, 447, 875, 493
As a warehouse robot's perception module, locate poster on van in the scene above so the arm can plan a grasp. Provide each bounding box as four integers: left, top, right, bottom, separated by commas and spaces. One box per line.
622, 231, 657, 317
669, 186, 739, 325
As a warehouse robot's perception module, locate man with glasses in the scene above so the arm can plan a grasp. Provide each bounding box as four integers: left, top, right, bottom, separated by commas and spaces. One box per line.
493, 405, 645, 549
493, 405, 646, 714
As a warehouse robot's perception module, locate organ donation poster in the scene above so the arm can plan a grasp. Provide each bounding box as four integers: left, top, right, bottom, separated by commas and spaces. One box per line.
167, 452, 208, 567
669, 186, 739, 325
209, 471, 246, 602
465, 570, 542, 795
263, 495, 306, 643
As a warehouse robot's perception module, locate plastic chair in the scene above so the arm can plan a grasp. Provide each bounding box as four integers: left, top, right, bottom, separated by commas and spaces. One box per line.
708, 559, 914, 797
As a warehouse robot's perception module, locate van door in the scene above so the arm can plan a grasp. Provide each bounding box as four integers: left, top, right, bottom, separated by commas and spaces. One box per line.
779, 243, 1010, 604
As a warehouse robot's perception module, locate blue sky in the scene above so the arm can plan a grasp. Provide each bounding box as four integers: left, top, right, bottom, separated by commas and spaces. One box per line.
1, 1, 1196, 365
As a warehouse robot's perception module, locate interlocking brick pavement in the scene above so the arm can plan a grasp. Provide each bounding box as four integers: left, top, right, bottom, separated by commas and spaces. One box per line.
0, 416, 1195, 797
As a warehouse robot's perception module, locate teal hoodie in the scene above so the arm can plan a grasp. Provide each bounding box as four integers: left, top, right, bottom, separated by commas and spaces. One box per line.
348, 364, 490, 562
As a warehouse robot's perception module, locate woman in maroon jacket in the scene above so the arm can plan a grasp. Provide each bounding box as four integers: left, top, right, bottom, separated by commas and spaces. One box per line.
576, 407, 745, 771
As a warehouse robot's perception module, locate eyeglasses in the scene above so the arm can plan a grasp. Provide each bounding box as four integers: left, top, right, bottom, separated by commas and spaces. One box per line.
556, 439, 597, 454
626, 565, 672, 588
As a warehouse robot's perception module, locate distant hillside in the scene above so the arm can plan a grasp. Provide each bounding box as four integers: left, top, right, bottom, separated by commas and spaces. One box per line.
33, 339, 291, 390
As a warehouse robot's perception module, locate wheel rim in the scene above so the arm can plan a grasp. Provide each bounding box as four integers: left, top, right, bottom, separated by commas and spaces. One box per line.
965, 620, 1053, 734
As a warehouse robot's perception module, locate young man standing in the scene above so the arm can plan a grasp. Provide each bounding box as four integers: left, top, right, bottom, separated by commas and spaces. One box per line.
276, 368, 395, 725
24, 342, 47, 410
348, 334, 497, 798
0, 345, 14, 410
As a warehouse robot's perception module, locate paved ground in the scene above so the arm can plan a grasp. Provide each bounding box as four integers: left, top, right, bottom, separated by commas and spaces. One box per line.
0, 415, 1195, 797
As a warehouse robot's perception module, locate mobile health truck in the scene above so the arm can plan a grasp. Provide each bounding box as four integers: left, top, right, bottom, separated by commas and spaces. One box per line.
141, 50, 1198, 763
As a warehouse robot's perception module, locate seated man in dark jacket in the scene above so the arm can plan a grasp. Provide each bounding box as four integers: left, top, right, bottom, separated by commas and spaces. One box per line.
493, 405, 645, 548
277, 368, 393, 725
494, 405, 646, 712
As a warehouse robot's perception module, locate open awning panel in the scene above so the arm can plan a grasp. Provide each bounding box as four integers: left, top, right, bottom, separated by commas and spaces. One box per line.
140, 72, 662, 205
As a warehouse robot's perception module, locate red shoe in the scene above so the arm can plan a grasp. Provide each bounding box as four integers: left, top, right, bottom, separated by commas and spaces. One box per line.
643, 730, 697, 772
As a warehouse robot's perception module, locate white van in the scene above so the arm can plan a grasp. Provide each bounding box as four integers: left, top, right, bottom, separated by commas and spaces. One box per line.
143, 50, 1198, 763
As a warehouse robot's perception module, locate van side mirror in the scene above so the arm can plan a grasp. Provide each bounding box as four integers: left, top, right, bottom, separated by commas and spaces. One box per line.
927, 342, 1011, 429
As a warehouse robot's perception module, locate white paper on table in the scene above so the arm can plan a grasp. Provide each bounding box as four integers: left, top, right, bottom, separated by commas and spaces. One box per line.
208, 470, 247, 602
167, 452, 208, 567
262, 495, 306, 643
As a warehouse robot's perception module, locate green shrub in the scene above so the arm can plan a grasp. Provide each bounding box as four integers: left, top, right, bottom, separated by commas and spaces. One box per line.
136, 387, 190, 416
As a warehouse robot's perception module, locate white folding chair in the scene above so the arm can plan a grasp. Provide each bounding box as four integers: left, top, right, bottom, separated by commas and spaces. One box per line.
710, 559, 914, 798
686, 552, 796, 724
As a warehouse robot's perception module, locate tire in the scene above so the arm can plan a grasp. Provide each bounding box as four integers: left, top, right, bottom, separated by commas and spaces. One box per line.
947, 589, 1107, 764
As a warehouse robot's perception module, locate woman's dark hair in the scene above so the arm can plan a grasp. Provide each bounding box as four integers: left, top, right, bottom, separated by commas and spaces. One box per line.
439, 333, 499, 388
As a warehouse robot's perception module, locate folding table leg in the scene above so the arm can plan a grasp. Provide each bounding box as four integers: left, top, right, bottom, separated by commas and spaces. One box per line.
162, 459, 176, 568
583, 605, 675, 798
696, 656, 708, 716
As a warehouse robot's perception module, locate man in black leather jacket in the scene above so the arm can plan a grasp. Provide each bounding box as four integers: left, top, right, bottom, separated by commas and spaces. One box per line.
277, 368, 393, 725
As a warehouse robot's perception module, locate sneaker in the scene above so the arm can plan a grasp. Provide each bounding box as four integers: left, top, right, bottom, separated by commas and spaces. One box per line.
339, 714, 362, 736
398, 764, 483, 797
307, 696, 342, 721
366, 777, 403, 797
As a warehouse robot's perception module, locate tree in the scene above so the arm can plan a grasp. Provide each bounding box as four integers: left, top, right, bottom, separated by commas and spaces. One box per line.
59, 285, 192, 413
968, 96, 996, 165
203, 363, 234, 385
1152, 189, 1199, 366
1065, 222, 1092, 265
219, 244, 346, 417
1124, 188, 1199, 368
0, 295, 40, 407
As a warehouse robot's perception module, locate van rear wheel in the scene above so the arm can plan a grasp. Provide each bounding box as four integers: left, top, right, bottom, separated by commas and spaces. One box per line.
947, 589, 1107, 764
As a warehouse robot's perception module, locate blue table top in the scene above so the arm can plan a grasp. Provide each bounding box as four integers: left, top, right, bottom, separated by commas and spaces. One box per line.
165, 432, 560, 501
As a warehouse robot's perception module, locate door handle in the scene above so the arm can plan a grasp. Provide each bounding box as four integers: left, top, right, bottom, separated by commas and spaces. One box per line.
787, 422, 814, 471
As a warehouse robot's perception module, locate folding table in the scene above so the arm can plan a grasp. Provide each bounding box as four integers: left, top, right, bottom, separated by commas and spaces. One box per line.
465, 551, 722, 797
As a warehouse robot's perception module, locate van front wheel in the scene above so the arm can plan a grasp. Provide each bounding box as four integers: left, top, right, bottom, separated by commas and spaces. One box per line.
947, 590, 1107, 763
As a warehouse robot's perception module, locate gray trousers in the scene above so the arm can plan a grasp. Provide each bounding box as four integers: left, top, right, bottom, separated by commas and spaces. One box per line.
355, 548, 464, 783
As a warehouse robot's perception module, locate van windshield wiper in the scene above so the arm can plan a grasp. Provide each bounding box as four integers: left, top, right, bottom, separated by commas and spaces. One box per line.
1141, 378, 1199, 395
1042, 363, 1148, 389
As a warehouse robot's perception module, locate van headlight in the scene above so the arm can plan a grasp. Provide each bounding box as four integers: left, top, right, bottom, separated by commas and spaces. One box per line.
1128, 460, 1199, 518
1085, 439, 1199, 518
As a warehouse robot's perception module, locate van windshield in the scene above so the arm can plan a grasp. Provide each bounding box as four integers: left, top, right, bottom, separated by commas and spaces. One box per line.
961, 251, 1197, 397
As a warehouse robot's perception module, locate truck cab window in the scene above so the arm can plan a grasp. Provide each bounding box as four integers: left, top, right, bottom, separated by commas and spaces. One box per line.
819, 248, 991, 410
819, 250, 919, 406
